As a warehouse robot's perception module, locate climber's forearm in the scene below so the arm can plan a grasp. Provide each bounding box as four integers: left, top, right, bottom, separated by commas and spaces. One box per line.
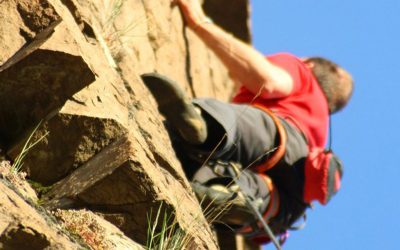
173, 0, 293, 98
194, 23, 293, 98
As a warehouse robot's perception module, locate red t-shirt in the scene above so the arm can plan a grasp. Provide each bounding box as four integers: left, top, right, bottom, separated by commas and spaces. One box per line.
232, 53, 329, 148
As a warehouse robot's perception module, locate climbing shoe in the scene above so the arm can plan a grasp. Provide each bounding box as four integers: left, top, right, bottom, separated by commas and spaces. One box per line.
141, 73, 207, 145
191, 162, 273, 226
192, 182, 259, 226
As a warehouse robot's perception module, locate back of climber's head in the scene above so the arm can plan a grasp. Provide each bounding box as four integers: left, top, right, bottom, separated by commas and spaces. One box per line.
305, 57, 354, 114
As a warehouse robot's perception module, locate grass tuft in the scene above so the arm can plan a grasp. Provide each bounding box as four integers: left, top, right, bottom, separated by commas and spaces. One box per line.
146, 202, 188, 250
11, 120, 49, 174
145, 193, 238, 250
96, 0, 151, 59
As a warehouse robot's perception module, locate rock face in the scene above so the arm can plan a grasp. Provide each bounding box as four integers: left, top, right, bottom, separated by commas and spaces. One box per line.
0, 0, 254, 249
53, 209, 144, 250
204, 0, 252, 43
0, 0, 61, 70
0, 179, 82, 250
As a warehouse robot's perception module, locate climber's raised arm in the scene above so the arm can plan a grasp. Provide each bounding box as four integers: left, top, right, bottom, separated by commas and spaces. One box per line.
172, 0, 293, 98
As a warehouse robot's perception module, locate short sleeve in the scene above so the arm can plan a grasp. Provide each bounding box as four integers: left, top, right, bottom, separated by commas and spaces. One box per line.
266, 53, 305, 94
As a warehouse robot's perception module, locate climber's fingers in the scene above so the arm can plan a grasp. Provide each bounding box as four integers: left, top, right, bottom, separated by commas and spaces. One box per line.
171, 0, 207, 30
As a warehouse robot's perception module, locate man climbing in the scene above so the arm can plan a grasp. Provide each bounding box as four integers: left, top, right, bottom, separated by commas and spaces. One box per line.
141, 0, 353, 246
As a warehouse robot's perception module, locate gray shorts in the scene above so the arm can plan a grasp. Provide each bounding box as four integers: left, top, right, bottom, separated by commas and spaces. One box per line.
192, 98, 309, 168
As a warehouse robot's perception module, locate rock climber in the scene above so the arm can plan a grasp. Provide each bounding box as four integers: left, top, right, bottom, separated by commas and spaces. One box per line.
141, 0, 353, 245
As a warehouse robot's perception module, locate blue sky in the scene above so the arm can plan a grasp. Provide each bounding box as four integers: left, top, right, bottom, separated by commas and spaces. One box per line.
251, 1, 400, 249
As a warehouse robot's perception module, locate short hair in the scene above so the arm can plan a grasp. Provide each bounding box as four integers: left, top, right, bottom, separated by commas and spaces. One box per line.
305, 57, 354, 114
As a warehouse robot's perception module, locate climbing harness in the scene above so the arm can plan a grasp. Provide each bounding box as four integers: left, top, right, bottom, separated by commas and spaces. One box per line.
251, 103, 287, 173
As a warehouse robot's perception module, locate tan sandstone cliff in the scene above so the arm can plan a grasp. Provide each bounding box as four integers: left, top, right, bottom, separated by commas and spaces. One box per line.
0, 0, 258, 249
